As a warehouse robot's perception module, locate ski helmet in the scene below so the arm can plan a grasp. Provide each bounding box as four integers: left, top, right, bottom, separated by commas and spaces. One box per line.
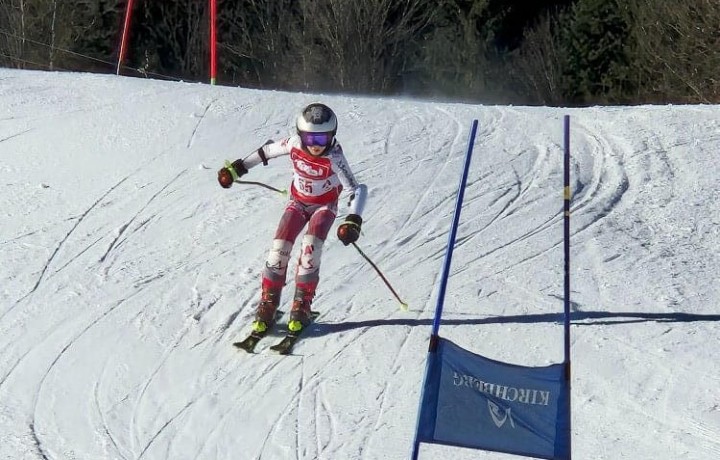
296, 103, 337, 138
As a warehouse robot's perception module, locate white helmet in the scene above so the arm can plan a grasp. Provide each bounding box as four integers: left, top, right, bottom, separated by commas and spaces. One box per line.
296, 103, 337, 135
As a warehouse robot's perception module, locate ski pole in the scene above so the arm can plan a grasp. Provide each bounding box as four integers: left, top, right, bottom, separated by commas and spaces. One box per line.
224, 159, 287, 195
352, 242, 408, 310
234, 179, 287, 195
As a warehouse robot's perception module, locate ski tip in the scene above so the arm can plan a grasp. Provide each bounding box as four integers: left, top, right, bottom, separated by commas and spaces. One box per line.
233, 343, 255, 353
233, 333, 264, 354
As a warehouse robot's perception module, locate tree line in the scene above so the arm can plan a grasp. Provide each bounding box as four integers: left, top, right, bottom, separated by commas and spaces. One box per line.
1, 0, 717, 105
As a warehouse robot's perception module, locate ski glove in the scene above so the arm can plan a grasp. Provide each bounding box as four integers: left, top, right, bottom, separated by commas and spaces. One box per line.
217, 159, 248, 188
337, 214, 362, 246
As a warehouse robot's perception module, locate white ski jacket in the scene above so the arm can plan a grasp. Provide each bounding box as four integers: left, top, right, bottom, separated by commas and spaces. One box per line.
242, 136, 367, 216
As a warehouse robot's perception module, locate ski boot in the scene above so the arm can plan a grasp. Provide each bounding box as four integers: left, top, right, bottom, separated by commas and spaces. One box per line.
252, 288, 281, 334
288, 287, 314, 333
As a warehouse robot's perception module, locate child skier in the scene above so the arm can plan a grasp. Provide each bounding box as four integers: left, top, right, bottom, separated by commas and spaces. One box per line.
217, 103, 367, 334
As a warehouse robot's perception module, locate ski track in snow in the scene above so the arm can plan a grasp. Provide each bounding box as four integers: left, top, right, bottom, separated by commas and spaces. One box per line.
30, 294, 142, 460
99, 169, 188, 266
448, 116, 631, 284
187, 99, 217, 149
1, 175, 130, 321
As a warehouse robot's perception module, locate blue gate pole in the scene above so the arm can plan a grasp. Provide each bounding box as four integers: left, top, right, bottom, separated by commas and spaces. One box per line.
563, 114, 572, 459
430, 119, 479, 339
411, 119, 479, 460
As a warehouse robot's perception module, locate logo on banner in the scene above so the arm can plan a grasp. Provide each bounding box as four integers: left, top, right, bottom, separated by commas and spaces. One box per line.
488, 401, 516, 428
453, 372, 552, 407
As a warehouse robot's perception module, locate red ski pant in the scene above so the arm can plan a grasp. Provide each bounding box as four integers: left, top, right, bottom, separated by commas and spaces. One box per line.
261, 197, 337, 296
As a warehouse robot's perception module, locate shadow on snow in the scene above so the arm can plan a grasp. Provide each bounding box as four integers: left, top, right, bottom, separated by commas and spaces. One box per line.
308, 311, 720, 337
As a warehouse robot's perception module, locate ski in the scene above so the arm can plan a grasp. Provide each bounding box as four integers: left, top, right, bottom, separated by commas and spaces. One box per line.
267, 334, 302, 355
233, 310, 284, 353
268, 311, 320, 355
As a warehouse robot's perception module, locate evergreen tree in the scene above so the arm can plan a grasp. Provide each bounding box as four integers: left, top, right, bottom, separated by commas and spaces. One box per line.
560, 0, 632, 104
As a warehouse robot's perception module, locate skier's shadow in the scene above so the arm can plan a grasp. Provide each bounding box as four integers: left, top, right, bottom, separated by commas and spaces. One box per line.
309, 311, 720, 338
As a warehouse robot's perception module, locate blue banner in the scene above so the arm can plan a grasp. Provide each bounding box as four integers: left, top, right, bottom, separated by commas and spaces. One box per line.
416, 337, 570, 459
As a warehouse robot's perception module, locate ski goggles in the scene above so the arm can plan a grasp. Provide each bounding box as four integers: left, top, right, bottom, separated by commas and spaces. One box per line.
300, 131, 333, 147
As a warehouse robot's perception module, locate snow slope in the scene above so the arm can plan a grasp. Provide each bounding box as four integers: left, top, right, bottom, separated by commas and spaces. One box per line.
1, 69, 719, 460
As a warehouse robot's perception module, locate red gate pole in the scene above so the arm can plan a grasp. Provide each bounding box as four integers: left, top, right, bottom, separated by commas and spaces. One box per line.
210, 0, 217, 84
117, 0, 135, 75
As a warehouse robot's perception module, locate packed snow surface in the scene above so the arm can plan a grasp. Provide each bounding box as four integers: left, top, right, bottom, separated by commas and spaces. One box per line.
1, 69, 719, 459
